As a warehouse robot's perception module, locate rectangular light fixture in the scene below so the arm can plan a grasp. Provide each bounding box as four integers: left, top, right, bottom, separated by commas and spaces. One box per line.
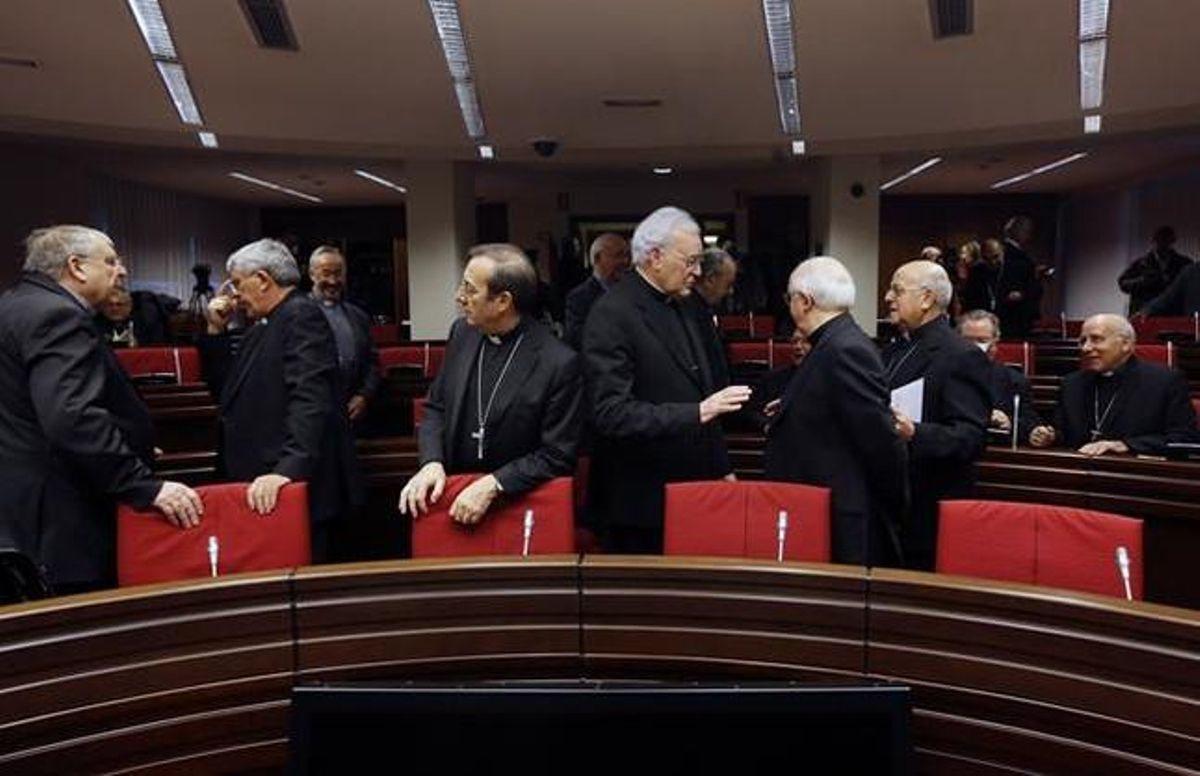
126, 0, 178, 59
1079, 39, 1107, 111
761, 0, 802, 137
1084, 115, 1102, 134
990, 152, 1088, 190
427, 0, 487, 140
229, 172, 322, 203
155, 61, 203, 125
880, 156, 943, 191
791, 139, 806, 156
354, 169, 407, 193
477, 144, 495, 160
198, 131, 218, 148
1079, 0, 1111, 39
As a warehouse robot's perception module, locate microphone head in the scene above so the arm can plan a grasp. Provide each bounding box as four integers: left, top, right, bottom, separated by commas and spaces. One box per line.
207, 536, 218, 552
1116, 545, 1130, 568
777, 509, 788, 529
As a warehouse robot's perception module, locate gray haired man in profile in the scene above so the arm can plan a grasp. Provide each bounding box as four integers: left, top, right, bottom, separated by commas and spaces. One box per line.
201, 239, 361, 561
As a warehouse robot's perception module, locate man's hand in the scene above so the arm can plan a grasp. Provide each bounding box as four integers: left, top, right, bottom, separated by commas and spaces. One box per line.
153, 481, 204, 529
448, 475, 501, 525
1078, 439, 1129, 457
1007, 291, 1024, 302
1029, 425, 1056, 448
205, 296, 235, 335
892, 408, 916, 442
347, 394, 368, 421
990, 409, 1012, 431
398, 462, 447, 516
700, 385, 752, 423
247, 473, 291, 515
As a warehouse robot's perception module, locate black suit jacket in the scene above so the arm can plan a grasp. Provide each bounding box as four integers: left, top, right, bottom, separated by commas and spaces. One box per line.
998, 241, 1040, 336
583, 272, 732, 530
1050, 358, 1199, 453
200, 290, 361, 525
881, 316, 991, 569
419, 317, 582, 494
343, 301, 381, 402
986, 361, 1040, 443
683, 294, 731, 391
0, 273, 161, 586
1119, 249, 1193, 315
563, 275, 606, 351
764, 314, 908, 564
1142, 261, 1200, 317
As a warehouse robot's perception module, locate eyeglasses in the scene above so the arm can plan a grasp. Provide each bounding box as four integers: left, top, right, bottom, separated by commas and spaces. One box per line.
887, 283, 921, 296
664, 246, 702, 269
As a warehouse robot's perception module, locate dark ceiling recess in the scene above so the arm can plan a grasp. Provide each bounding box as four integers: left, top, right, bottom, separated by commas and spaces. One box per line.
929, 0, 973, 38
239, 0, 298, 50
603, 98, 663, 108
0, 55, 39, 69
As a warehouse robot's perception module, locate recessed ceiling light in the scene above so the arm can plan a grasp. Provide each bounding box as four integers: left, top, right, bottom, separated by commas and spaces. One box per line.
703, 235, 719, 246
990, 152, 1088, 190
229, 172, 322, 203
354, 169, 407, 193
880, 157, 943, 191
652, 167, 673, 175
198, 131, 218, 148
427, 0, 487, 139
478, 144, 495, 160
1083, 115, 1102, 134
791, 139, 806, 156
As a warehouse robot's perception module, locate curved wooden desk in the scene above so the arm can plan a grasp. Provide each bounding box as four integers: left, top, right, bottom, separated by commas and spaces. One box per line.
2, 559, 1196, 774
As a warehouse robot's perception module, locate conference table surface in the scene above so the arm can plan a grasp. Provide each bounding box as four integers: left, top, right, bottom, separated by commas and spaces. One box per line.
1, 558, 1197, 775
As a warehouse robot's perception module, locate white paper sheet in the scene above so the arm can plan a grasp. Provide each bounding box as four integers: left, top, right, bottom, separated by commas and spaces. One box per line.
891, 378, 924, 423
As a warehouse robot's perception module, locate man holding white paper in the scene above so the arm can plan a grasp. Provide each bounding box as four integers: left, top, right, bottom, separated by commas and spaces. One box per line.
881, 260, 991, 570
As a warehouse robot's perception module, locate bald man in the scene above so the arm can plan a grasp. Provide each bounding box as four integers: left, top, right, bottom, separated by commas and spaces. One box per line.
1029, 314, 1198, 456
881, 260, 991, 570
563, 233, 630, 350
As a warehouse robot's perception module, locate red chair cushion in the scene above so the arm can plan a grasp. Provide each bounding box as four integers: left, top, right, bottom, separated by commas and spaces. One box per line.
1135, 343, 1171, 367
410, 475, 575, 557
377, 343, 446, 378
117, 482, 310, 586
992, 342, 1035, 374
664, 480, 831, 562
114, 347, 201, 383
937, 500, 1038, 584
726, 341, 771, 367
1036, 506, 1143, 599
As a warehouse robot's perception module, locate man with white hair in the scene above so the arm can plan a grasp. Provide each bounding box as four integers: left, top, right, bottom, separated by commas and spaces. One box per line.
203, 238, 361, 561
583, 206, 752, 553
562, 233, 630, 350
1029, 313, 1198, 455
764, 257, 907, 564
0, 225, 203, 593
881, 259, 990, 570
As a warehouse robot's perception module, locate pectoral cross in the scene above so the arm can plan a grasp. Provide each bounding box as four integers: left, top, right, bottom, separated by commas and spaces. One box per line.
471, 426, 485, 459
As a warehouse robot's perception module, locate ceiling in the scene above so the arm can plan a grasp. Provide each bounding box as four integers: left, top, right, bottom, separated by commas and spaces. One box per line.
3, 0, 1200, 204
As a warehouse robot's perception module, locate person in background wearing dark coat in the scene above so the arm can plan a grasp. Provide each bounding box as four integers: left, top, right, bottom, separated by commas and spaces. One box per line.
1119, 226, 1193, 316
999, 216, 1043, 337
398, 243, 583, 525
882, 260, 991, 571
583, 206, 751, 553
308, 246, 380, 429
958, 309, 1040, 444
685, 246, 739, 391
764, 257, 908, 565
202, 239, 361, 562
562, 233, 630, 350
96, 287, 177, 347
0, 226, 202, 593
1029, 314, 1198, 455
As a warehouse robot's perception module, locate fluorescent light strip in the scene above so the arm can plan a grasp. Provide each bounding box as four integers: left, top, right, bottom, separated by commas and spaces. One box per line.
198, 131, 218, 148
155, 61, 203, 125
1078, 0, 1109, 116
761, 0, 802, 136
126, 0, 178, 59
990, 152, 1088, 190
427, 0, 487, 140
1079, 0, 1111, 40
354, 169, 407, 193
229, 172, 322, 203
880, 156, 943, 191
652, 167, 673, 175
1084, 115, 1102, 134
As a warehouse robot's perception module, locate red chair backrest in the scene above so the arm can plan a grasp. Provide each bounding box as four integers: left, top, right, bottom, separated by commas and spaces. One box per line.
369, 324, 400, 345
378, 343, 447, 378
1135, 343, 1173, 368
992, 341, 1035, 374
114, 347, 201, 384
117, 482, 310, 586
726, 341, 771, 367
937, 500, 1143, 599
1133, 316, 1196, 342
718, 314, 775, 339
663, 480, 831, 562
410, 475, 575, 558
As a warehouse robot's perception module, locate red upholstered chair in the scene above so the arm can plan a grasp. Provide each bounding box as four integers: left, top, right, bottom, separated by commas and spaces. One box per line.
378, 345, 426, 373
937, 500, 1143, 599
117, 482, 310, 586
663, 480, 831, 562
769, 340, 793, 369
114, 346, 201, 384
1132, 316, 1197, 343
726, 341, 772, 368
1135, 342, 1173, 368
992, 341, 1035, 374
410, 475, 575, 558
369, 324, 400, 345
717, 314, 750, 337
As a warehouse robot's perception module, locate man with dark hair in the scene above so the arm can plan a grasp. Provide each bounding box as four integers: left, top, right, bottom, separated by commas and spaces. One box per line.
202, 238, 361, 561
958, 309, 1040, 443
399, 243, 583, 524
999, 216, 1042, 337
686, 247, 739, 390
308, 246, 380, 427
1120, 227, 1193, 315
0, 225, 202, 593
563, 233, 630, 350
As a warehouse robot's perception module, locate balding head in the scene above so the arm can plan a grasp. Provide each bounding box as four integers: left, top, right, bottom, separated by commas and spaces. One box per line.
885, 260, 952, 332
1079, 314, 1135, 373
589, 232, 630, 282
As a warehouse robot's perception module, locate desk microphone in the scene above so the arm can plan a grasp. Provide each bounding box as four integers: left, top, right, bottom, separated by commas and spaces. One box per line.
207, 536, 219, 578
1115, 546, 1132, 601
1011, 394, 1021, 450
522, 509, 534, 557
776, 510, 789, 562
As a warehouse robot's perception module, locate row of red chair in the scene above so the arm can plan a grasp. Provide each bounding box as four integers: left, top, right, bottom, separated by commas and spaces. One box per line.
116, 476, 1143, 602
717, 314, 776, 339
1038, 315, 1200, 342
377, 343, 446, 378
113, 347, 202, 384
